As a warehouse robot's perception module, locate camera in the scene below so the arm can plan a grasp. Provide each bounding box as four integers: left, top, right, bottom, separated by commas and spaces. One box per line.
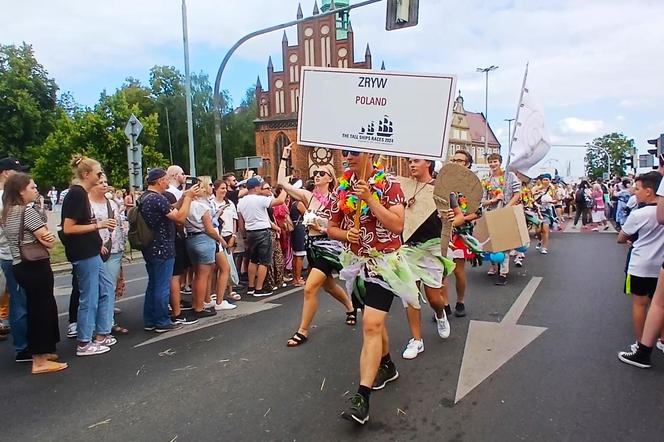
184, 176, 200, 190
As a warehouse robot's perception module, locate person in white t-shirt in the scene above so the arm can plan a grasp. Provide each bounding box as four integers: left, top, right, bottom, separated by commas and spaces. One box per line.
618, 171, 664, 368
237, 177, 287, 297
166, 165, 185, 201
184, 176, 227, 319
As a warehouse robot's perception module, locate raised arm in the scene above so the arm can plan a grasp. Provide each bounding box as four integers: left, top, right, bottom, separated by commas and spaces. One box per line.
277, 144, 312, 204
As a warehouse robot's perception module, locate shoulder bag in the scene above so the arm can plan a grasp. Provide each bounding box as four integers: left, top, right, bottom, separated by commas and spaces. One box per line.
19, 207, 50, 262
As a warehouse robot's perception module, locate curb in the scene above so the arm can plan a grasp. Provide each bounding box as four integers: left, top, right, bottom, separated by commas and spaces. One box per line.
52, 256, 145, 276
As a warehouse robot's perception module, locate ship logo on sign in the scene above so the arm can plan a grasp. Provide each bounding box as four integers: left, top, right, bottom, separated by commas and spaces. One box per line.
343, 115, 395, 145
360, 115, 394, 137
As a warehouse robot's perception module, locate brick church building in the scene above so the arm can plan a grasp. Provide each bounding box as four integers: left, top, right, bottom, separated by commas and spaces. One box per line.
254, 0, 500, 181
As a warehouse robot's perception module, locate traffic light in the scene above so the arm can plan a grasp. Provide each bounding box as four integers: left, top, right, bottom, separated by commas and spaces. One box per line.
647, 133, 664, 155
624, 153, 634, 169
386, 0, 419, 31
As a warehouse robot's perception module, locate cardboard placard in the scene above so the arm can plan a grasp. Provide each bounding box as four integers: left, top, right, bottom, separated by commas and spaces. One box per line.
397, 177, 436, 243
433, 163, 483, 251
473, 204, 530, 252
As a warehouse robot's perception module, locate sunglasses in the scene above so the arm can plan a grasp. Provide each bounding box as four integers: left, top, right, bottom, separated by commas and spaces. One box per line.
313, 170, 329, 178
341, 150, 361, 157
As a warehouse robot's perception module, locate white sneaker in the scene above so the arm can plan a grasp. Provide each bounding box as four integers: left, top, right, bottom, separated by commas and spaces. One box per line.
657, 339, 664, 353
76, 342, 111, 357
402, 338, 424, 360
67, 322, 77, 339
535, 242, 542, 250
203, 301, 216, 309
436, 312, 451, 339
540, 248, 548, 255
214, 300, 238, 311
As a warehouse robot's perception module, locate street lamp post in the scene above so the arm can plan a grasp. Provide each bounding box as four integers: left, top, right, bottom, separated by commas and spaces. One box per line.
504, 118, 515, 153
477, 65, 498, 159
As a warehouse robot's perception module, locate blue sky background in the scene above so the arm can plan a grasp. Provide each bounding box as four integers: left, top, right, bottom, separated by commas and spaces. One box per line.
3, 0, 663, 179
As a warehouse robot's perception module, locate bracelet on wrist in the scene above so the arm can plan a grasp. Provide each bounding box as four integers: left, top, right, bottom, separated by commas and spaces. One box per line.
346, 231, 351, 242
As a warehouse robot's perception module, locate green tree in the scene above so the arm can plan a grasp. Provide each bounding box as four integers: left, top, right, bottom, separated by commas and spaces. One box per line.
584, 132, 635, 179
221, 86, 257, 172
0, 43, 59, 161
32, 90, 167, 190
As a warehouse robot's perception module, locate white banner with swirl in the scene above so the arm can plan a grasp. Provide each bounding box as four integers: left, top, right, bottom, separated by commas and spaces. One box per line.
508, 83, 551, 173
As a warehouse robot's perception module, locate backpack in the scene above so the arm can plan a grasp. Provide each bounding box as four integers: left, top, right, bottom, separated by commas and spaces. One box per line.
127, 193, 154, 250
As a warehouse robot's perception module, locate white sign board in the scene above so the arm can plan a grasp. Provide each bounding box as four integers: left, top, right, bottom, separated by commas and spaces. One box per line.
297, 67, 456, 161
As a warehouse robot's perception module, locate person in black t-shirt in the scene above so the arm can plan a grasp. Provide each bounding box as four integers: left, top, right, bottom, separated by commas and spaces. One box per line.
61, 155, 117, 357
223, 173, 240, 206
399, 158, 464, 361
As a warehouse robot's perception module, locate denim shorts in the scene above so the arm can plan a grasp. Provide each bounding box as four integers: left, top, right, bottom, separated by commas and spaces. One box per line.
186, 233, 216, 265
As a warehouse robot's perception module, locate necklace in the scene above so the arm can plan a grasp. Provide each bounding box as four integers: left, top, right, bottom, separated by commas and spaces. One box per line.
338, 162, 386, 215
406, 179, 432, 208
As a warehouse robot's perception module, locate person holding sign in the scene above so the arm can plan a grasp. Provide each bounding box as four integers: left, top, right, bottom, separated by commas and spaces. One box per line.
327, 150, 418, 425
278, 145, 354, 348
398, 158, 462, 360
480, 153, 522, 286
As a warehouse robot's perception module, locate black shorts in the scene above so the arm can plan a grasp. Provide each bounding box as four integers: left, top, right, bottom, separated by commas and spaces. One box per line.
172, 235, 190, 277
361, 280, 395, 313
306, 236, 341, 277
629, 275, 658, 298
247, 229, 273, 266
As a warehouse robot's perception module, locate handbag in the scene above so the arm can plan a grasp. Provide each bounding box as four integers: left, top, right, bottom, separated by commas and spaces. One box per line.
19, 207, 50, 262
282, 214, 295, 233
99, 199, 114, 262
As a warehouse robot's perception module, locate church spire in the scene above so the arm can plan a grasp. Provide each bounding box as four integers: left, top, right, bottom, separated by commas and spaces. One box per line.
267, 56, 273, 70
313, 1, 319, 15
365, 43, 371, 58
256, 76, 262, 90
282, 30, 288, 44
296, 2, 303, 19
381, 61, 386, 70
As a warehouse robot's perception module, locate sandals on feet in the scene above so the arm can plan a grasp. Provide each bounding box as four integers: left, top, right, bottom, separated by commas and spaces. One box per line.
112, 325, 129, 335
287, 332, 308, 347
345, 310, 357, 326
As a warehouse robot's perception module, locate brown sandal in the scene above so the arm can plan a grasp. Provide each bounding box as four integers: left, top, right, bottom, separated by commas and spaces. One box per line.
287, 332, 308, 347
112, 325, 129, 335
32, 361, 68, 374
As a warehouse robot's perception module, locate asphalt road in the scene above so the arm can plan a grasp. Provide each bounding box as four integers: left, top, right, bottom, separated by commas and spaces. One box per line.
2, 232, 664, 441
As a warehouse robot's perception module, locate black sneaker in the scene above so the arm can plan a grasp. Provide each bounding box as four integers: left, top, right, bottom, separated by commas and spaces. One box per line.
15, 350, 32, 363
444, 305, 452, 317
171, 312, 199, 325
454, 303, 466, 317
341, 393, 370, 425
618, 349, 652, 369
372, 363, 399, 390
254, 288, 273, 297
495, 275, 508, 286
192, 309, 217, 319
180, 300, 193, 310
246, 287, 256, 296
155, 322, 184, 333
144, 325, 156, 331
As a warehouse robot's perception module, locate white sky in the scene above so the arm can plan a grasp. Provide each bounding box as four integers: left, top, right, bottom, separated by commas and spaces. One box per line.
2, 0, 663, 177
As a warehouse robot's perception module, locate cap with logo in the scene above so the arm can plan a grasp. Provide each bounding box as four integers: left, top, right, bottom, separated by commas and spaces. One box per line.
0, 157, 28, 172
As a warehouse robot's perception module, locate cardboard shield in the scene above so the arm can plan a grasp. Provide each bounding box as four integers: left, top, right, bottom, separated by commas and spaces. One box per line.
433, 163, 483, 253
396, 176, 436, 243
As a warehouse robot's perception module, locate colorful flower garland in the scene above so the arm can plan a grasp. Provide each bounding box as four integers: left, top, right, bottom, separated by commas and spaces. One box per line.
482, 173, 505, 199
338, 162, 386, 215
458, 194, 469, 214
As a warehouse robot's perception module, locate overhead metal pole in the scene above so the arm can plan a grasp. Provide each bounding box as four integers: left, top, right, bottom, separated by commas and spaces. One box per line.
182, 0, 196, 175
476, 65, 498, 161
504, 118, 515, 152
213, 0, 384, 179
165, 106, 173, 164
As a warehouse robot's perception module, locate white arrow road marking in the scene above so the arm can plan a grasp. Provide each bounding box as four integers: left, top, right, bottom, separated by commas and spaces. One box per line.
455, 277, 547, 404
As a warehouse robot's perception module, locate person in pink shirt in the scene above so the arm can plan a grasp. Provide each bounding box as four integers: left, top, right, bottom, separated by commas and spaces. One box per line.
591, 183, 609, 231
